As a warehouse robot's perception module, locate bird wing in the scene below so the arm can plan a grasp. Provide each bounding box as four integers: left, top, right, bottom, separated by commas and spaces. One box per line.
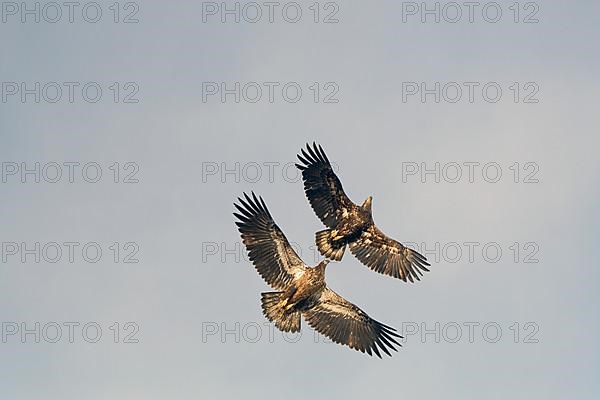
303, 288, 402, 358
349, 224, 430, 283
234, 192, 306, 290
296, 142, 355, 228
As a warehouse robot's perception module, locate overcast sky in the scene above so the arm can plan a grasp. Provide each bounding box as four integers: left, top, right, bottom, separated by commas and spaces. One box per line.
1, 1, 599, 399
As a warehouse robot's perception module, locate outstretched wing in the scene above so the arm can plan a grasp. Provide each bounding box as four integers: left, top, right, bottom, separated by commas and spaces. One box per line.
234, 192, 306, 290
349, 224, 430, 283
303, 288, 402, 358
296, 142, 355, 228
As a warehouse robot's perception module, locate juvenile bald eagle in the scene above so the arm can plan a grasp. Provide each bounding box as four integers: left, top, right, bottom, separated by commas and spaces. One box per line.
296, 143, 430, 283
234, 192, 401, 357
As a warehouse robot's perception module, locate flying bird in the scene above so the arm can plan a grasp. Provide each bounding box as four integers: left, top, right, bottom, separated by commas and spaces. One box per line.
296, 143, 430, 283
234, 192, 401, 357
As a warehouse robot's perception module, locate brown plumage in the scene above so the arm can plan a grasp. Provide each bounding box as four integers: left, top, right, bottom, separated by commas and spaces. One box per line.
296, 143, 430, 283
234, 192, 402, 357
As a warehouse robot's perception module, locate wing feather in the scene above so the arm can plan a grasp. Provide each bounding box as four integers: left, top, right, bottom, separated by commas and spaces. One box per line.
349, 224, 430, 283
303, 288, 401, 358
234, 192, 306, 290
296, 142, 355, 228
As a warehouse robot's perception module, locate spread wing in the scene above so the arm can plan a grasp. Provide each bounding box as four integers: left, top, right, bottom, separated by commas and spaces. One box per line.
349, 224, 430, 283
303, 288, 401, 358
296, 142, 355, 228
234, 192, 306, 290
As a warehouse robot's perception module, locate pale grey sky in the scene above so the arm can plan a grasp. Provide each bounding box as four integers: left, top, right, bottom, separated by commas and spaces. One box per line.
1, 1, 599, 399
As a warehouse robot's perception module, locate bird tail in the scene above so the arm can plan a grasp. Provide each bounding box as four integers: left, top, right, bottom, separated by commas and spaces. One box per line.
315, 229, 346, 261
261, 292, 301, 333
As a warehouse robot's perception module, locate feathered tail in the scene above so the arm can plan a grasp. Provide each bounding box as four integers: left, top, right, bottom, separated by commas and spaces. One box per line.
261, 292, 301, 333
315, 229, 346, 261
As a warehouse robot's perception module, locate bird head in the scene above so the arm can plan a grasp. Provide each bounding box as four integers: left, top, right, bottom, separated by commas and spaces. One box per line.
316, 259, 330, 273
361, 196, 373, 213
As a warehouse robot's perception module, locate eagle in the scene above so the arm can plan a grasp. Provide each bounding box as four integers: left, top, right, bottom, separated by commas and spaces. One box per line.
296, 143, 430, 283
234, 192, 402, 357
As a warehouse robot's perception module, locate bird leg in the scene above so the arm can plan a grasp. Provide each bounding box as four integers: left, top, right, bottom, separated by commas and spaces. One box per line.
276, 297, 296, 311
331, 229, 343, 241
